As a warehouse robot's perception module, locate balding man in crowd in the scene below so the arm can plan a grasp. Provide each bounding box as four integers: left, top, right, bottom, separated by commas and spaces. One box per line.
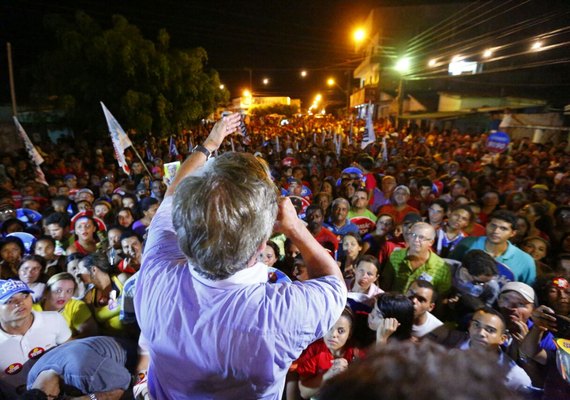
382, 221, 451, 297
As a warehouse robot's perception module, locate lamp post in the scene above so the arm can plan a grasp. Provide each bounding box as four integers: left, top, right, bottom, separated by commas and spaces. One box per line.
327, 77, 351, 114
394, 57, 411, 129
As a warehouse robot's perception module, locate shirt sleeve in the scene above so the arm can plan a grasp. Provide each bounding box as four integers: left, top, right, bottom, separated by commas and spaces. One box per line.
69, 299, 94, 329
141, 196, 186, 269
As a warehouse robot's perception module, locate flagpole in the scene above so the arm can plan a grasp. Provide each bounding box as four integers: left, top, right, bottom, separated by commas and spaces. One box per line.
7, 43, 17, 116
131, 145, 153, 180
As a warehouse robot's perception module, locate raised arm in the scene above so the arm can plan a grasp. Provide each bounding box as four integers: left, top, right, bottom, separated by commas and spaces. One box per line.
165, 113, 241, 197
274, 197, 343, 281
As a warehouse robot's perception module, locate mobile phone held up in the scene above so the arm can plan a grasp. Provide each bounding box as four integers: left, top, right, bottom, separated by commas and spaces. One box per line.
556, 314, 570, 339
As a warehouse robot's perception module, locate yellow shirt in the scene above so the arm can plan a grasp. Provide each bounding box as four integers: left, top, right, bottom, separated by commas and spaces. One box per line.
33, 298, 93, 337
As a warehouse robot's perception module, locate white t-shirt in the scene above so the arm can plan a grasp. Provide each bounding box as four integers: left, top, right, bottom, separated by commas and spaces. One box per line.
412, 312, 443, 338
0, 311, 71, 391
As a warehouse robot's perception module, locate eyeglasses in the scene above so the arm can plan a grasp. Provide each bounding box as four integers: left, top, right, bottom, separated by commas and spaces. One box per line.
407, 232, 433, 243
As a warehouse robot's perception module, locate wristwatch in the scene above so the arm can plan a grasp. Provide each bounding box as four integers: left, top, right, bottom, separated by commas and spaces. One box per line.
192, 144, 212, 159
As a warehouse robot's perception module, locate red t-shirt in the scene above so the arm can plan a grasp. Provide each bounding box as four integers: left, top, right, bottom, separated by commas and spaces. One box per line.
296, 339, 358, 379
315, 226, 339, 253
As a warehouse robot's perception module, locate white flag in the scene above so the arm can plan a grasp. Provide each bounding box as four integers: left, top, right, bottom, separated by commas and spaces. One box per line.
361, 102, 376, 149
13, 117, 48, 186
101, 102, 133, 174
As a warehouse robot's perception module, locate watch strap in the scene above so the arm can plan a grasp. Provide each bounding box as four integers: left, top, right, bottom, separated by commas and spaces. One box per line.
192, 144, 212, 159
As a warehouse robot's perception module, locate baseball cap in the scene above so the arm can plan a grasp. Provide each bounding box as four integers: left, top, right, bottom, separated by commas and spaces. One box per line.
394, 185, 411, 195
402, 212, 422, 225
76, 188, 94, 197
0, 279, 33, 304
500, 281, 535, 303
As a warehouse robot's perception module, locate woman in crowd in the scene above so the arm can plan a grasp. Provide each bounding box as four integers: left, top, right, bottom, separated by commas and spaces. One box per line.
345, 255, 384, 305
115, 207, 135, 229
261, 240, 280, 268
33, 272, 98, 338
18, 255, 46, 302
478, 190, 501, 226
297, 307, 358, 399
32, 236, 65, 279
519, 202, 553, 240
512, 216, 531, 246
368, 292, 414, 346
82, 252, 128, 336
360, 213, 395, 260
67, 214, 100, 256
339, 232, 362, 279
0, 236, 25, 279
132, 197, 159, 238
520, 236, 553, 276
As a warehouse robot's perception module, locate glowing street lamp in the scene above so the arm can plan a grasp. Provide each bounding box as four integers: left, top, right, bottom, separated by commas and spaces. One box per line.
483, 48, 494, 58
262, 78, 269, 85
353, 28, 366, 43
219, 84, 225, 90
243, 89, 251, 98
394, 57, 411, 74
300, 70, 307, 77
531, 41, 543, 51
315, 94, 322, 102
327, 78, 336, 87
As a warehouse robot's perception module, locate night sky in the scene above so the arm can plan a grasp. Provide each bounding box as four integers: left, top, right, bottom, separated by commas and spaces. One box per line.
2, 0, 570, 107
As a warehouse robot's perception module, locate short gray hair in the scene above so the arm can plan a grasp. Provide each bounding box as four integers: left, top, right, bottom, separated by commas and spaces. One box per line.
173, 152, 278, 280
331, 197, 350, 210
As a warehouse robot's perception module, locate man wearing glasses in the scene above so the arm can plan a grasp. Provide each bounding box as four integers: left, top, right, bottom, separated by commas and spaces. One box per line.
381, 221, 451, 297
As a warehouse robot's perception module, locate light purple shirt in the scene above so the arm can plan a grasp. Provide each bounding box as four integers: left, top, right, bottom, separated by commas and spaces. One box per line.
135, 197, 347, 399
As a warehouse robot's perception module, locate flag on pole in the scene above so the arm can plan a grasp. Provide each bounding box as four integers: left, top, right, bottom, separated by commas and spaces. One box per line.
361, 102, 376, 149
101, 102, 133, 174
382, 135, 388, 161
13, 117, 48, 186
144, 142, 154, 162
169, 136, 179, 158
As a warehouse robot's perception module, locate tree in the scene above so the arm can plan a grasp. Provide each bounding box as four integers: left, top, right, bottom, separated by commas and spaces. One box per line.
30, 12, 229, 136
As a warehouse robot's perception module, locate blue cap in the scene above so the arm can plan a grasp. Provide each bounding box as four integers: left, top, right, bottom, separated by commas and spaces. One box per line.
0, 279, 33, 304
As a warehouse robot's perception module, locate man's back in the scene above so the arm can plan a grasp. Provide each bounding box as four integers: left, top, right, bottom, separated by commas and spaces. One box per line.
135, 197, 345, 399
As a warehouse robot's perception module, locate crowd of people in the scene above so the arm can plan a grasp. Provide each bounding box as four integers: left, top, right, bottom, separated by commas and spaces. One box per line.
0, 110, 569, 399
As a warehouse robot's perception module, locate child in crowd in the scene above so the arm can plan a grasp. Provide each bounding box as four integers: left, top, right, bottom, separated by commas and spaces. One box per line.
297, 307, 358, 399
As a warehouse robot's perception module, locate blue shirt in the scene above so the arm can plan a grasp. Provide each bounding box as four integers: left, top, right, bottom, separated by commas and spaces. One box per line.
324, 219, 360, 237
135, 197, 347, 400
449, 236, 536, 285
27, 337, 131, 393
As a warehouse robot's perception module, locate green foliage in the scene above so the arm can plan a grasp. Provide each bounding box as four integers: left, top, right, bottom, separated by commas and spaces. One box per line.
31, 11, 229, 136
249, 104, 299, 118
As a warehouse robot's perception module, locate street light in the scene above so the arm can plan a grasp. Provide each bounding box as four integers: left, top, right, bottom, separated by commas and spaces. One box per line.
262, 78, 269, 85
394, 57, 411, 74
300, 70, 307, 78
219, 84, 225, 90
395, 57, 411, 128
327, 78, 336, 87
353, 28, 366, 43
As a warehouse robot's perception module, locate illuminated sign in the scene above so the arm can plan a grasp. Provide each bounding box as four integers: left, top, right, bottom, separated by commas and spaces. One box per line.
448, 60, 480, 76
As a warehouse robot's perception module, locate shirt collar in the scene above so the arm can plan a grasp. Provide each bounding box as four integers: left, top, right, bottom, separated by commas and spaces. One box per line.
189, 262, 268, 289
